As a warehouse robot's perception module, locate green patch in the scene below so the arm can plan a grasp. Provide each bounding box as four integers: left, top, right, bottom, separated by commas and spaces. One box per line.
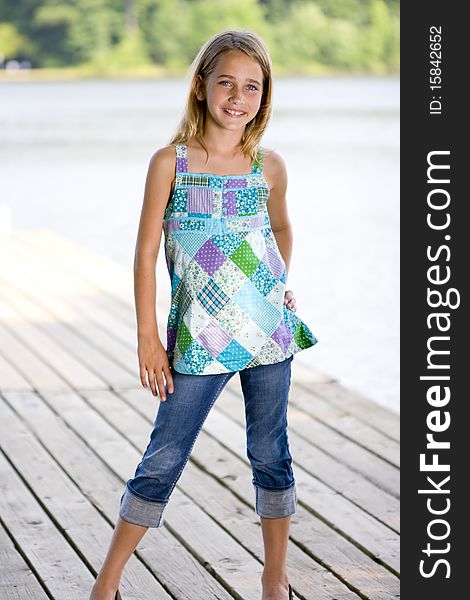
294, 323, 314, 349
230, 240, 260, 277
177, 321, 193, 354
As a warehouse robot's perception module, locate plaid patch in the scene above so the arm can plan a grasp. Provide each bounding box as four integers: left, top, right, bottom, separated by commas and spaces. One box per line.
179, 174, 212, 187
257, 187, 269, 211
173, 281, 192, 314
197, 279, 230, 316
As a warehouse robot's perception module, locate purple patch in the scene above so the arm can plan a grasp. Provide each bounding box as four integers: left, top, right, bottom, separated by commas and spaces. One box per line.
223, 191, 237, 216
194, 239, 227, 276
188, 187, 213, 214
225, 177, 247, 189
272, 322, 293, 353
167, 327, 177, 354
176, 157, 187, 172
265, 247, 284, 280
198, 319, 233, 356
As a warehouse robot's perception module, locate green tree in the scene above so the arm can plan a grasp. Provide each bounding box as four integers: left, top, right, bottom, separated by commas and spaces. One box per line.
0, 21, 34, 61
358, 0, 399, 71
0, 0, 400, 73
137, 0, 270, 68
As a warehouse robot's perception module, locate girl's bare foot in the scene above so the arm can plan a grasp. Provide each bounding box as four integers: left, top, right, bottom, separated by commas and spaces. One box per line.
261, 570, 290, 599
89, 575, 120, 600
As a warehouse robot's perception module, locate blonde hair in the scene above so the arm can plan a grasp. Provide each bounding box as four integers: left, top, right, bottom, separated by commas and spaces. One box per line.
169, 29, 273, 163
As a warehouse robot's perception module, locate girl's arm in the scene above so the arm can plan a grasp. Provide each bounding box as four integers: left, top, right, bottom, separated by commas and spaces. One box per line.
134, 145, 175, 399
265, 150, 297, 312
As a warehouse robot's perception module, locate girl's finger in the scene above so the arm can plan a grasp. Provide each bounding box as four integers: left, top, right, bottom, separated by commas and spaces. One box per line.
163, 365, 174, 394
155, 371, 166, 401
140, 366, 148, 388
147, 369, 158, 396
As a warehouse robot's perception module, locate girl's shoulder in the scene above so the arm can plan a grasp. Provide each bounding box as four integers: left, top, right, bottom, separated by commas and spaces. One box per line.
148, 144, 179, 178
150, 143, 178, 164
146, 145, 179, 197
261, 147, 285, 168
261, 147, 287, 191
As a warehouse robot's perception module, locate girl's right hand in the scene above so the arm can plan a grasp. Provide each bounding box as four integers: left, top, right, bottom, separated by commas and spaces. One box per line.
138, 335, 174, 401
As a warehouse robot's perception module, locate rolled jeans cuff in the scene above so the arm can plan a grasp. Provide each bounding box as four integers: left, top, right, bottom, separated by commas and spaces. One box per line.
254, 483, 297, 518
119, 486, 168, 528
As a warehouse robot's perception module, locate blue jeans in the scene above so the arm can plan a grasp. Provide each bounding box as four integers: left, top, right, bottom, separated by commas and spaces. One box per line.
119, 355, 296, 528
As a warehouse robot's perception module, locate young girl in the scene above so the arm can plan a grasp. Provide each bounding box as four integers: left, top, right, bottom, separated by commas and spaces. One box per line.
90, 29, 317, 600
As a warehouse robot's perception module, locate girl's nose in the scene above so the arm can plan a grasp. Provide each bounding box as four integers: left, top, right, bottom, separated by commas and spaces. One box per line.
229, 89, 243, 102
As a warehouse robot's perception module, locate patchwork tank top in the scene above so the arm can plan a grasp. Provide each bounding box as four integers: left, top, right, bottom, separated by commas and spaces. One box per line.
161, 143, 318, 375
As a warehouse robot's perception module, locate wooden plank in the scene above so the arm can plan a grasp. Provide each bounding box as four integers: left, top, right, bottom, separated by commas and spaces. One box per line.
216, 385, 400, 531
2, 235, 136, 347
0, 285, 135, 390
0, 521, 49, 600
0, 320, 68, 393
290, 381, 400, 467
10, 229, 135, 309
0, 396, 172, 600
0, 293, 106, 391
301, 380, 400, 442
0, 452, 95, 599
0, 352, 31, 392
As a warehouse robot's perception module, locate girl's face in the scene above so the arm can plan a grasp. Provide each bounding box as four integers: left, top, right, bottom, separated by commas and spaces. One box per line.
196, 50, 264, 135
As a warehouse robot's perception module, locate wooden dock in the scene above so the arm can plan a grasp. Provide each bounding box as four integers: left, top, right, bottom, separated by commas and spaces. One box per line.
0, 229, 400, 600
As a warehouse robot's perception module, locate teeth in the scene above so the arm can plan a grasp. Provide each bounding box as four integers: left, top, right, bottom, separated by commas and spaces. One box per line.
225, 109, 244, 116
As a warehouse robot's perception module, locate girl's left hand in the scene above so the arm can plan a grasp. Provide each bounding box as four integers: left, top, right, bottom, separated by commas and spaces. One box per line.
284, 289, 297, 312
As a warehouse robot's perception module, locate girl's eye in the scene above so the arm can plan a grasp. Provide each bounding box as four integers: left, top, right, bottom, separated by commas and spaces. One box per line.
220, 81, 258, 91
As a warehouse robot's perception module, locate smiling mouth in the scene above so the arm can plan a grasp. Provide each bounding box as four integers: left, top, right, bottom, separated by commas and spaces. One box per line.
223, 108, 246, 117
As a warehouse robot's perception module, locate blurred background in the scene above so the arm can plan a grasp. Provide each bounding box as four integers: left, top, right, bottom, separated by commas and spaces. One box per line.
0, 0, 399, 413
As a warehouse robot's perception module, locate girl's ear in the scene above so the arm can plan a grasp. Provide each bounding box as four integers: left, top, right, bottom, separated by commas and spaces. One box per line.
194, 74, 206, 101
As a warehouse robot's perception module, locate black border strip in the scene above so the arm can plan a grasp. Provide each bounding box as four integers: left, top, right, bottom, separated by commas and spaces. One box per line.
401, 3, 466, 597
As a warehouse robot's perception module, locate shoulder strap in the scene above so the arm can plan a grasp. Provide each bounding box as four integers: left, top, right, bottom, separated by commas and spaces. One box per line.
251, 146, 264, 174
174, 144, 188, 174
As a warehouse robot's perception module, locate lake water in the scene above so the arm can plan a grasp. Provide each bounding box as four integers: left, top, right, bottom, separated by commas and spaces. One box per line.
0, 76, 399, 413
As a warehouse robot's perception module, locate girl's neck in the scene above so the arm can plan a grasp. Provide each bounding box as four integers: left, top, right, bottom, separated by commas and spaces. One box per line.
185, 139, 252, 174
